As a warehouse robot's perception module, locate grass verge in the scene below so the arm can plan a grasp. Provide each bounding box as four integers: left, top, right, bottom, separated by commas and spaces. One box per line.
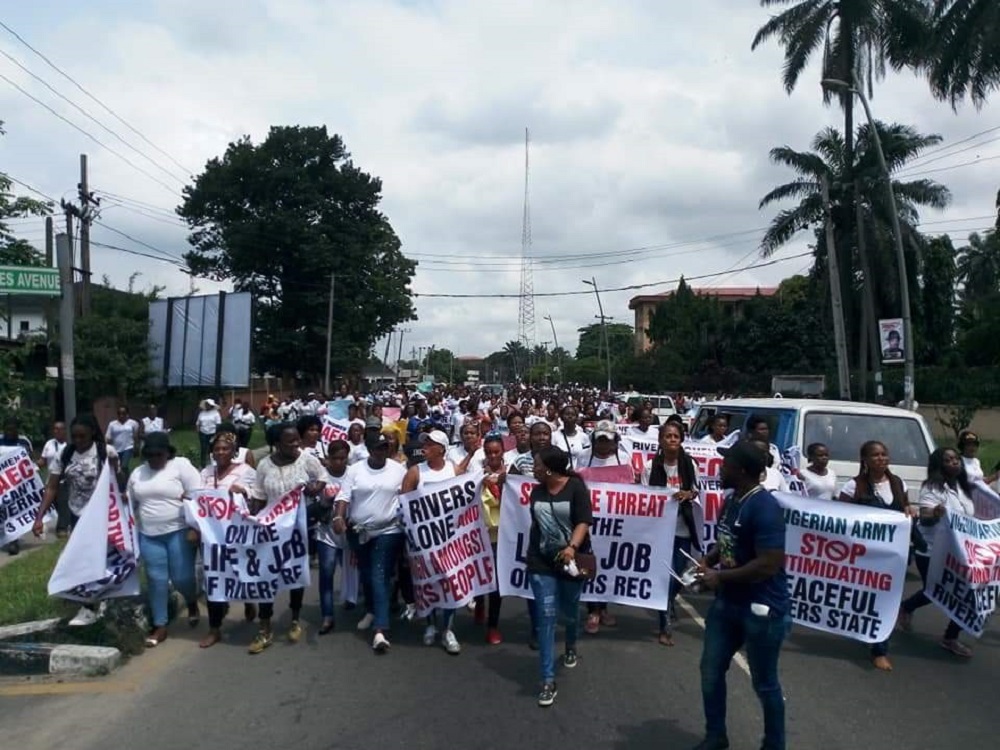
0, 542, 73, 626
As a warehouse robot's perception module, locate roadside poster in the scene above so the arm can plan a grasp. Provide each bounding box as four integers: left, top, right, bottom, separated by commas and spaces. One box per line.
880, 318, 904, 363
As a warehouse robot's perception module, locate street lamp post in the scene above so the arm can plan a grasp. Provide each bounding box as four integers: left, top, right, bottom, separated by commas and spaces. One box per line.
582, 278, 612, 393
544, 314, 561, 380
822, 76, 915, 410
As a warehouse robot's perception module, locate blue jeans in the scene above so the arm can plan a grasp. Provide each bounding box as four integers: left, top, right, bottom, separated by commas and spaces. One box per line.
118, 449, 134, 473
317, 543, 342, 619
660, 536, 693, 632
700, 598, 790, 750
140, 529, 197, 627
355, 533, 404, 631
528, 572, 582, 683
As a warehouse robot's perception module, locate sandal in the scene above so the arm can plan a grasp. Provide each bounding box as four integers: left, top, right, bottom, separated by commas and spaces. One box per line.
940, 638, 972, 658
145, 627, 168, 648
658, 631, 674, 647
199, 630, 222, 649
584, 614, 600, 635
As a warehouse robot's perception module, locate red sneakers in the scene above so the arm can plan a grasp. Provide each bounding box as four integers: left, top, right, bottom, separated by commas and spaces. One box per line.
486, 628, 503, 645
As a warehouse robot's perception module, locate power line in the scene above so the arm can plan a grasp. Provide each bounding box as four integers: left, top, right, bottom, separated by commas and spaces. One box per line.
0, 72, 181, 195
0, 46, 188, 185
2, 173, 58, 202
0, 20, 194, 177
902, 124, 1000, 166
898, 154, 1000, 178
91, 219, 187, 262
90, 239, 189, 269
94, 190, 181, 218
412, 251, 814, 299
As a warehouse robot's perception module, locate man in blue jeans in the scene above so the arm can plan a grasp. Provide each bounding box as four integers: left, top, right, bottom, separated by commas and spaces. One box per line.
694, 441, 789, 750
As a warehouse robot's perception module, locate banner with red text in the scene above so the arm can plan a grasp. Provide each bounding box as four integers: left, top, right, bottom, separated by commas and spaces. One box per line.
498, 475, 679, 609
619, 433, 658, 483
183, 486, 310, 602
398, 472, 495, 616
776, 492, 911, 643
0, 448, 50, 546
320, 416, 352, 451
924, 510, 1000, 637
48, 462, 140, 603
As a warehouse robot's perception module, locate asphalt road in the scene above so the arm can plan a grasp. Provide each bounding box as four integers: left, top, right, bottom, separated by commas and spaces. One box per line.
1, 570, 996, 750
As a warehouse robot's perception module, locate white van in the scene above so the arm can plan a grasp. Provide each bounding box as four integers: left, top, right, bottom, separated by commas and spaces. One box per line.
690, 398, 937, 501
620, 392, 677, 422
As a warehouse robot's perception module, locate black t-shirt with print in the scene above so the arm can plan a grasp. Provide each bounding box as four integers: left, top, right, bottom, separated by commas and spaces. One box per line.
527, 476, 594, 576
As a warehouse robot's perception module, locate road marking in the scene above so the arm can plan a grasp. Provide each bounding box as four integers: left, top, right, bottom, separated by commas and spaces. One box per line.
676, 595, 751, 676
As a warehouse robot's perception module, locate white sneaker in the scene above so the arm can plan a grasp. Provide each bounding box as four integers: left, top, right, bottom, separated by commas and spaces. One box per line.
68, 603, 104, 627
400, 603, 417, 621
372, 632, 390, 653
423, 624, 438, 646
356, 612, 374, 631
442, 629, 461, 655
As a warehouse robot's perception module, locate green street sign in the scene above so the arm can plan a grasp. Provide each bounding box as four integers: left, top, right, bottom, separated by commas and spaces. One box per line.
0, 265, 60, 296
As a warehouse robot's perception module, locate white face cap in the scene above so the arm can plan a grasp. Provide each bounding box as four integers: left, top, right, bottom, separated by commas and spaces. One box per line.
419, 430, 450, 448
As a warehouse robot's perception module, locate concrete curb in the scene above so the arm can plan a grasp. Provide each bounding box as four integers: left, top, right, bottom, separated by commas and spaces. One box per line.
0, 642, 121, 676
0, 618, 61, 641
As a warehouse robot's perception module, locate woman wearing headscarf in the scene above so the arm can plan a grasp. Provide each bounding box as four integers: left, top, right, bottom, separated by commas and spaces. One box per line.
33, 414, 119, 626
128, 432, 202, 647
643, 420, 703, 645
899, 447, 976, 658
527, 445, 593, 707
197, 430, 258, 648
839, 440, 914, 672
246, 423, 327, 654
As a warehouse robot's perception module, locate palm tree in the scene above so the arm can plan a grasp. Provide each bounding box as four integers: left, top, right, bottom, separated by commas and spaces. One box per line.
502, 340, 529, 380
956, 231, 1000, 307
760, 121, 949, 255
927, 1, 1000, 108
759, 121, 950, 352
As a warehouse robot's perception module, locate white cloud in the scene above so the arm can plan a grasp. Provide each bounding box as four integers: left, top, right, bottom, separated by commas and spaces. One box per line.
1, 0, 996, 362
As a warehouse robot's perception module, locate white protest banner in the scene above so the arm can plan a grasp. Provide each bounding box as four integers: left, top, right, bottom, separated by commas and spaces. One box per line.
970, 480, 1000, 521
399, 472, 496, 617
684, 441, 726, 546
184, 486, 310, 602
498, 475, 679, 609
620, 433, 658, 482
924, 510, 1000, 637
320, 415, 352, 450
776, 493, 910, 643
0, 448, 49, 546
48, 462, 140, 603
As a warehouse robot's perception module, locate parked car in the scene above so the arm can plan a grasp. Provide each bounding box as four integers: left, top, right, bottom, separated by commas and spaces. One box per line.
690, 398, 936, 500
618, 392, 677, 423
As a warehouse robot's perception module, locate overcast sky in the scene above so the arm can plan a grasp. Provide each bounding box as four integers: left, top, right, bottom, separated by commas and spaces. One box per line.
1, 0, 997, 362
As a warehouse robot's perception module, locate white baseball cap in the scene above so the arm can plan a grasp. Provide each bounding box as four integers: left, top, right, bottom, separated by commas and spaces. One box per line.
419, 430, 449, 448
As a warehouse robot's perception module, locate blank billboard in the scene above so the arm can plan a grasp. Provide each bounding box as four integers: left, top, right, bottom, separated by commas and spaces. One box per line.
148, 291, 252, 388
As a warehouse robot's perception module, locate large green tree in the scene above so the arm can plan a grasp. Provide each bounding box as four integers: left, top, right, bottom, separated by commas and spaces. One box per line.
179, 126, 416, 380
575, 322, 633, 363
1, 124, 50, 267
917, 235, 958, 364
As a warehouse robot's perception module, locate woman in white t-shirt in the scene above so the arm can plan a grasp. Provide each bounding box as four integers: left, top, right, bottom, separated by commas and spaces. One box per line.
246, 423, 327, 655
317, 440, 351, 635
333, 432, 407, 653
33, 415, 119, 627
196, 431, 258, 648
106, 406, 140, 472
553, 405, 590, 469
795, 443, 837, 500
446, 423, 486, 473
900, 448, 975, 658
626, 406, 660, 444
127, 433, 202, 647
957, 430, 991, 484
141, 404, 167, 438
838, 440, 913, 672
195, 400, 223, 467
39, 421, 69, 536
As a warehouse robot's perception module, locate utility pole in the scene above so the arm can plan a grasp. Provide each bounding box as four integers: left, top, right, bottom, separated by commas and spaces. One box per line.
821, 177, 851, 400
78, 154, 96, 314
583, 278, 612, 392
544, 314, 561, 381
324, 272, 335, 393
856, 186, 883, 402
57, 233, 77, 422
395, 328, 408, 380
